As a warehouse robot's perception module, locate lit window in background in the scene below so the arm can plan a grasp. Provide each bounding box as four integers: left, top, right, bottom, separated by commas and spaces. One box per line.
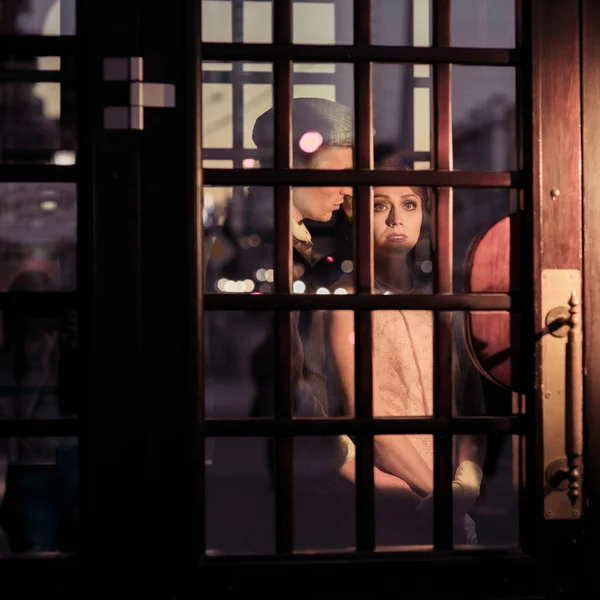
52, 150, 76, 165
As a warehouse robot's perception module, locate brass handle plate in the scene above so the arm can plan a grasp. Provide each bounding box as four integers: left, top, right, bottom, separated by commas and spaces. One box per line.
542, 269, 583, 520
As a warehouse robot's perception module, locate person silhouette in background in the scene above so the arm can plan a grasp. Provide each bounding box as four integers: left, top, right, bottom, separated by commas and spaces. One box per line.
0, 270, 78, 553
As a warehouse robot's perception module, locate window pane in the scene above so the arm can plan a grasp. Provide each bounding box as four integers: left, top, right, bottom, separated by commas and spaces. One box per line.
0, 438, 78, 554
0, 0, 75, 35
454, 188, 517, 292
455, 188, 522, 401
205, 311, 274, 418
374, 63, 433, 171
0, 298, 79, 554
291, 62, 354, 169
204, 185, 273, 295
201, 0, 274, 44
453, 434, 519, 548
374, 434, 434, 550
452, 66, 516, 171
201, 0, 233, 42
371, 309, 435, 420
0, 183, 76, 291
372, 0, 432, 47
201, 61, 273, 168
205, 436, 275, 555
0, 78, 76, 164
294, 436, 355, 553
291, 204, 354, 295
293, 0, 353, 45
451, 0, 515, 48
243, 1, 272, 43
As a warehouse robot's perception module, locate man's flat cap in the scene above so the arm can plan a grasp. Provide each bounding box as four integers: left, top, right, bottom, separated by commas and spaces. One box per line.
252, 97, 354, 150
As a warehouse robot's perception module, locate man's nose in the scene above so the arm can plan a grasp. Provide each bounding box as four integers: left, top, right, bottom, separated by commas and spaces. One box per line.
339, 187, 353, 198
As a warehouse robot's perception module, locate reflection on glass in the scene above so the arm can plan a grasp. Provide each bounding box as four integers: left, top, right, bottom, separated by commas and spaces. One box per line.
294, 436, 355, 553
372, 0, 432, 47
451, 0, 515, 48
0, 81, 76, 164
0, 438, 79, 554
204, 311, 274, 418
0, 184, 77, 291
0, 287, 79, 554
452, 66, 516, 171
0, 0, 75, 35
453, 435, 519, 548
205, 436, 275, 555
204, 186, 273, 295
0, 299, 79, 423
375, 434, 434, 551
374, 64, 433, 171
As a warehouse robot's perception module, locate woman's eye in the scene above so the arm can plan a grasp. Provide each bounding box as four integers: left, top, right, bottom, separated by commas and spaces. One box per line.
374, 202, 387, 212
404, 200, 418, 210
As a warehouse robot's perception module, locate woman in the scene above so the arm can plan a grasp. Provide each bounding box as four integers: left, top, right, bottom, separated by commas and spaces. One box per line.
328, 154, 486, 545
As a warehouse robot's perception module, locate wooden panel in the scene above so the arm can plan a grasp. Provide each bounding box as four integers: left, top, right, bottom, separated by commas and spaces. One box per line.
534, 2, 582, 270
582, 0, 600, 580
530, 0, 584, 558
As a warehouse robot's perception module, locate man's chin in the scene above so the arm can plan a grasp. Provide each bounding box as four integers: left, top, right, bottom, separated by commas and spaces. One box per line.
311, 213, 333, 222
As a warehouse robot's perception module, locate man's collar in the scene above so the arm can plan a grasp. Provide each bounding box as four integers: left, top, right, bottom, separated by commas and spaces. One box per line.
291, 219, 315, 264
291, 219, 312, 243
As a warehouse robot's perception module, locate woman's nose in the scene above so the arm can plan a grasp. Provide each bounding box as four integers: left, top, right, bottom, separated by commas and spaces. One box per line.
387, 208, 403, 227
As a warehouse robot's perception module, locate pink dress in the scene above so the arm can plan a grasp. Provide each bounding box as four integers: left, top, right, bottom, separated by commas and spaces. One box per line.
372, 309, 434, 471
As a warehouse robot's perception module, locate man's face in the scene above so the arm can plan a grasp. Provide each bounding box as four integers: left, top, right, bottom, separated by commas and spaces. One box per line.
291, 146, 353, 223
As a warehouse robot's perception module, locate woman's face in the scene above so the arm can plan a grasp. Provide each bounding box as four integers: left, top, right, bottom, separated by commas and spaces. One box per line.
372, 186, 423, 258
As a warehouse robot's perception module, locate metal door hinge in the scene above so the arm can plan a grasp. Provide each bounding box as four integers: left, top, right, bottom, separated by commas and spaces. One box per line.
542, 269, 583, 520
103, 57, 176, 130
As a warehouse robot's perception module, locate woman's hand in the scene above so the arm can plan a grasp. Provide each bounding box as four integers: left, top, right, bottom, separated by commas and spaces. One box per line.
415, 460, 483, 517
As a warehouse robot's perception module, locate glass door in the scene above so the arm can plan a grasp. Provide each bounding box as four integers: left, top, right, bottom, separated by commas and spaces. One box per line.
1, 1, 597, 597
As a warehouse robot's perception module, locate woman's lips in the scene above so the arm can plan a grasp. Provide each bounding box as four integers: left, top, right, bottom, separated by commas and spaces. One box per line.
386, 234, 407, 242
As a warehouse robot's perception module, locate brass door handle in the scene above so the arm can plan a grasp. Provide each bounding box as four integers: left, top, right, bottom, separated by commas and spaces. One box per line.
564, 292, 583, 504
542, 270, 583, 519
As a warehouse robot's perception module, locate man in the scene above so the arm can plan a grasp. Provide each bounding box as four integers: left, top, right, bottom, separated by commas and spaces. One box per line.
251, 97, 354, 268
250, 96, 353, 428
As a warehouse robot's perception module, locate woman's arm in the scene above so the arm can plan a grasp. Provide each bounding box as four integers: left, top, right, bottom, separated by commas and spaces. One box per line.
328, 310, 434, 497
